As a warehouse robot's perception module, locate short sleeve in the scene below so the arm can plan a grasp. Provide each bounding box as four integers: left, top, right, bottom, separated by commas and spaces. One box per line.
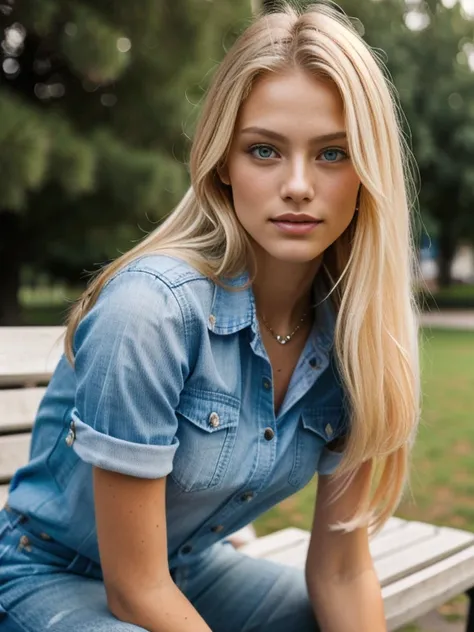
318, 446, 345, 476
318, 407, 350, 476
71, 269, 189, 478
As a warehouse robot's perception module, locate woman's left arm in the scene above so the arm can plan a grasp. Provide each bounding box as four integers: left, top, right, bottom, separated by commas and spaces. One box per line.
305, 460, 386, 632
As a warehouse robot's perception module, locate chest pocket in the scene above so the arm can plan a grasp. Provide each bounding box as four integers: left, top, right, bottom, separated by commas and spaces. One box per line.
171, 389, 240, 493
288, 405, 346, 489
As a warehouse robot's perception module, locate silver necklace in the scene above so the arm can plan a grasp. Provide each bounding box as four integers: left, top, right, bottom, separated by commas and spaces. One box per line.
260, 311, 309, 345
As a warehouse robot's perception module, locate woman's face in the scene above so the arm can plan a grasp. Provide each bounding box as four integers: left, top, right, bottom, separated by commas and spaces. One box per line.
220, 69, 361, 266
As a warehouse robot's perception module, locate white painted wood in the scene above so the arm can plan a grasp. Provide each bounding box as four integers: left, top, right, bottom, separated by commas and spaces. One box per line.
370, 521, 437, 560
0, 388, 45, 433
0, 327, 64, 386
370, 516, 405, 538
376, 528, 474, 586
384, 545, 474, 630
0, 434, 31, 480
0, 484, 8, 507
240, 517, 412, 561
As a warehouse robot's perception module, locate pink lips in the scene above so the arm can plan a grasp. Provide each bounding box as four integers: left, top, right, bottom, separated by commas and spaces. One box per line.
270, 214, 322, 235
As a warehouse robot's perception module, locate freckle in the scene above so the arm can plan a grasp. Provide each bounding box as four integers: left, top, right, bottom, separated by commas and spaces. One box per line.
141, 540, 145, 544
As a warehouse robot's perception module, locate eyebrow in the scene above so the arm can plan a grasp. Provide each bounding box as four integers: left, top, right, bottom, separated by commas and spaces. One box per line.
240, 126, 347, 144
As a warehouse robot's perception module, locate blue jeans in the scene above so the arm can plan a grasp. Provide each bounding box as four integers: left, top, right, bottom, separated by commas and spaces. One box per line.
0, 508, 319, 631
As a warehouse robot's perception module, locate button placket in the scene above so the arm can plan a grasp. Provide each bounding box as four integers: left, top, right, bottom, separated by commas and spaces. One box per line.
264, 427, 274, 441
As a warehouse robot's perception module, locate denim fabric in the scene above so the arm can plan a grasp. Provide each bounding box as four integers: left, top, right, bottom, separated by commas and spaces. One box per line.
2, 254, 346, 626
0, 508, 319, 631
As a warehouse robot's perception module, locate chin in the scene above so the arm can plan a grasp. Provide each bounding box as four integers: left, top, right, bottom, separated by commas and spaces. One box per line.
262, 242, 325, 264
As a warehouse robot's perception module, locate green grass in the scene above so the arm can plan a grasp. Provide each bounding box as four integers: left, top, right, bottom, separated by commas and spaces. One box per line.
255, 328, 474, 534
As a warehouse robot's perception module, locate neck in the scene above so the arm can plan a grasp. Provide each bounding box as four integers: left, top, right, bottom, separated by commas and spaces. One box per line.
251, 252, 323, 332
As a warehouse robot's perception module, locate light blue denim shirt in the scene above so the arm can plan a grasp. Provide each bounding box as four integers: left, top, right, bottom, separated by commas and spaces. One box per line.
7, 255, 349, 571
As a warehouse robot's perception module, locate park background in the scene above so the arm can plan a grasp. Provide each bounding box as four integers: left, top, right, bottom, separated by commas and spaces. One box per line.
1, 0, 474, 629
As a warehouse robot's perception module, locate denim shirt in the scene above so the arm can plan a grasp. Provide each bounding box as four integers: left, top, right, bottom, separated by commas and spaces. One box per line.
7, 255, 349, 570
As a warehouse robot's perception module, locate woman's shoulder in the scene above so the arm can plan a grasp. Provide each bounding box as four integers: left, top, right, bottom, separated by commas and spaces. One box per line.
96, 254, 215, 330
121, 253, 208, 288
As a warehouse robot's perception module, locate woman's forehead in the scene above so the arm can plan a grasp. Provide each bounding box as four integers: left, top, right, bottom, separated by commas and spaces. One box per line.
235, 69, 345, 139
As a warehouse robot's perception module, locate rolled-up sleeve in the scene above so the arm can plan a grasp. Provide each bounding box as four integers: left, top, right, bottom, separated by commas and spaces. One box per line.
71, 269, 189, 478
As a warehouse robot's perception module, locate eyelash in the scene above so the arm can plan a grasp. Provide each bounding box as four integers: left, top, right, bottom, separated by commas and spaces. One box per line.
247, 144, 349, 163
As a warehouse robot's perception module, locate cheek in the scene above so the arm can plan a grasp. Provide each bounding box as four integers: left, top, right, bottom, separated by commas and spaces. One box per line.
325, 173, 359, 215
228, 161, 271, 212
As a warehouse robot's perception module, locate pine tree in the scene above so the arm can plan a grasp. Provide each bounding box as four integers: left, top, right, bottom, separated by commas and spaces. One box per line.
0, 0, 250, 323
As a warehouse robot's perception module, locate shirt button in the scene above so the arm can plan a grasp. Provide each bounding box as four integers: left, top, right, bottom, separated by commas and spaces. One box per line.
325, 423, 334, 439
211, 525, 224, 533
264, 428, 275, 441
262, 378, 272, 390
208, 314, 216, 328
209, 412, 220, 428
181, 544, 193, 555
309, 358, 321, 369
65, 421, 75, 447
240, 491, 254, 502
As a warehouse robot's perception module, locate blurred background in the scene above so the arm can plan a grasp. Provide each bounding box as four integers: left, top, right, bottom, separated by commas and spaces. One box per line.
0, 1, 473, 629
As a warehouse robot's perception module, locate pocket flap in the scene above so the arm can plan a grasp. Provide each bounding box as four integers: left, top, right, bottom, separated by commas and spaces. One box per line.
176, 389, 240, 433
301, 406, 346, 443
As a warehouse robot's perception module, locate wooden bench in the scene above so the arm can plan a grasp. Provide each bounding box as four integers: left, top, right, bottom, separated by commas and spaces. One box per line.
2, 326, 474, 630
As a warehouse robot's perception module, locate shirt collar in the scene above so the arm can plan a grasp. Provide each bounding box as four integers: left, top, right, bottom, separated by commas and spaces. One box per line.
208, 272, 254, 335
207, 270, 337, 350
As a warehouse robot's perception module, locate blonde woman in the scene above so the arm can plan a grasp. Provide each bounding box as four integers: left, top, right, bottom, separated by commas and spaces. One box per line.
0, 2, 420, 631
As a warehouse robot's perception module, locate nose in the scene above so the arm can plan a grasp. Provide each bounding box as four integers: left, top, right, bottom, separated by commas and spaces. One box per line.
280, 158, 315, 203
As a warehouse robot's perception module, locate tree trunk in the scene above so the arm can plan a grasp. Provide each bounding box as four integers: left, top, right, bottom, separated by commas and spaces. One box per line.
437, 228, 456, 289
0, 211, 23, 325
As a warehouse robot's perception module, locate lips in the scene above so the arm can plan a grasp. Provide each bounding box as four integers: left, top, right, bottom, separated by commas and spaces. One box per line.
271, 214, 321, 224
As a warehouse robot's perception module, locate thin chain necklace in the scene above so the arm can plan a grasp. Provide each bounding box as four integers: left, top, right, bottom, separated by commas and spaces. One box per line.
260, 311, 309, 345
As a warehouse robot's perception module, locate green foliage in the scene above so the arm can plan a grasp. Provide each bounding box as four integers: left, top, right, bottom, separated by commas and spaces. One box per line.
0, 94, 49, 209
338, 0, 474, 281
0, 0, 251, 319
60, 5, 131, 83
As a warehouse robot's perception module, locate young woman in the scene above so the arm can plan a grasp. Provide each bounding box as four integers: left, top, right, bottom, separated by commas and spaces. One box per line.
0, 2, 420, 631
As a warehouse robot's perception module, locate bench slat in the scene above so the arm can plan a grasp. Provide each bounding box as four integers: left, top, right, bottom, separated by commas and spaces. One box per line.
375, 528, 474, 585
383, 545, 474, 630
370, 521, 437, 559
0, 388, 45, 433
0, 327, 64, 386
242, 525, 474, 588
0, 434, 31, 481
0, 484, 8, 507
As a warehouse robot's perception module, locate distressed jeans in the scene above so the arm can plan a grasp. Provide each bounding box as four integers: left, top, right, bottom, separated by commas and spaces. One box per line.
0, 508, 319, 631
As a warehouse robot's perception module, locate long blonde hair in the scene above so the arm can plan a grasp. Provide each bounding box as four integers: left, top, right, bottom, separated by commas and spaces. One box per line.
66, 1, 420, 532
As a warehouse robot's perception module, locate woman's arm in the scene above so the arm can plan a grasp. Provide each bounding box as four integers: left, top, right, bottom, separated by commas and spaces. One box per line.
94, 467, 212, 632
305, 461, 386, 632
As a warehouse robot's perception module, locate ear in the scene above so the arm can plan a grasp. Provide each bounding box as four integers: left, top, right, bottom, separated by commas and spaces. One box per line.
216, 163, 231, 186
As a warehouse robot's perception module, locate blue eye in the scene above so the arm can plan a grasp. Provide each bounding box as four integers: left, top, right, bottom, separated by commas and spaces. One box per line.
320, 148, 347, 162
249, 144, 277, 160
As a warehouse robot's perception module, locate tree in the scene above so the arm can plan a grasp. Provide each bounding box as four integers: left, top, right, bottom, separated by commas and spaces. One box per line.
0, 1, 250, 324
339, 0, 474, 286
